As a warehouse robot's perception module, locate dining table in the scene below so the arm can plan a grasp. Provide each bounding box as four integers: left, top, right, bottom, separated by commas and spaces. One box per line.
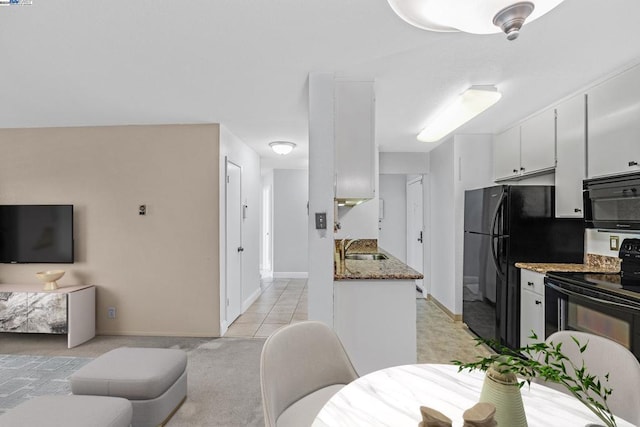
312, 363, 634, 427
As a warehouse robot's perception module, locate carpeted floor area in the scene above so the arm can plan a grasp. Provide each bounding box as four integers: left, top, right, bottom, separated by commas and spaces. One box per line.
0, 336, 267, 426
167, 337, 265, 426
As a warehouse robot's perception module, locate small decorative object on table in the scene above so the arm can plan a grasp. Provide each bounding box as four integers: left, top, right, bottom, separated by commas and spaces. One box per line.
419, 402, 496, 427
36, 269, 65, 290
419, 406, 451, 427
452, 333, 617, 427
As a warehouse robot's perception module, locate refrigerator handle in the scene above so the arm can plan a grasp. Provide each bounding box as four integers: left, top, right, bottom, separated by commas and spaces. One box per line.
490, 190, 507, 279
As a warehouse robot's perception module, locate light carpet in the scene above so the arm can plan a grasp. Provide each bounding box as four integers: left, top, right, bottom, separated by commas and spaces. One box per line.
0, 337, 266, 426
168, 337, 266, 426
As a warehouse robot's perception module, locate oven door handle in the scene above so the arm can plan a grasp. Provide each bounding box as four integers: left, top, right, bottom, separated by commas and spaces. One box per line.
545, 282, 640, 311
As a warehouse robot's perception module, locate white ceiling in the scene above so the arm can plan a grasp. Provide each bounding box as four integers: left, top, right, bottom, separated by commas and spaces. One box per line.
1, 0, 639, 170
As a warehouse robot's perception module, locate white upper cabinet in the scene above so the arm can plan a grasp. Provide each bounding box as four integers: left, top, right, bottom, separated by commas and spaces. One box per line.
555, 94, 586, 218
520, 108, 556, 175
493, 126, 521, 181
587, 64, 640, 178
493, 107, 555, 181
334, 80, 375, 201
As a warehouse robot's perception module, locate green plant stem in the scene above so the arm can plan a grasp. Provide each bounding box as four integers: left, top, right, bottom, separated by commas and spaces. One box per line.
452, 334, 616, 427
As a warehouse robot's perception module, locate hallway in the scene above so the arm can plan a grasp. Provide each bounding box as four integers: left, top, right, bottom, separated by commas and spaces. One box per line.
226, 278, 491, 363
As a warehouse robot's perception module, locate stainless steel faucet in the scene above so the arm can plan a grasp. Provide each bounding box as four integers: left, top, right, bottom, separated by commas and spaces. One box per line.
340, 238, 360, 261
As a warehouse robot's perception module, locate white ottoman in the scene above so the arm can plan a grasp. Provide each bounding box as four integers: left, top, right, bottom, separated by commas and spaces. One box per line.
71, 347, 187, 427
0, 395, 132, 427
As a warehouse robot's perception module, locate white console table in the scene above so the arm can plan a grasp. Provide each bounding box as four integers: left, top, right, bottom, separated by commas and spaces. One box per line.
0, 284, 96, 348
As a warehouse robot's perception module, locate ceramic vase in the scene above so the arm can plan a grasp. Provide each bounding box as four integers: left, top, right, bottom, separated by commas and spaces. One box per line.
479, 366, 528, 427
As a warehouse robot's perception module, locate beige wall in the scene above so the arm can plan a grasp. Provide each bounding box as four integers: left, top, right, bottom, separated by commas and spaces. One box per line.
0, 124, 221, 336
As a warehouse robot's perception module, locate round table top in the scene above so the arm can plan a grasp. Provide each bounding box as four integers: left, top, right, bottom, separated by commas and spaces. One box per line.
312, 363, 633, 427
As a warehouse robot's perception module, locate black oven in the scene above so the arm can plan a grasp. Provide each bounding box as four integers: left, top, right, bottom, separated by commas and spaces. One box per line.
545, 272, 640, 360
584, 171, 640, 230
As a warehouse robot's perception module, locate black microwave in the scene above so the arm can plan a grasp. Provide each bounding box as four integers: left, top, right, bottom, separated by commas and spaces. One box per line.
584, 171, 640, 230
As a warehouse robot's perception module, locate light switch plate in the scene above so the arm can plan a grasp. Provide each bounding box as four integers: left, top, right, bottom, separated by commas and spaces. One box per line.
315, 212, 327, 230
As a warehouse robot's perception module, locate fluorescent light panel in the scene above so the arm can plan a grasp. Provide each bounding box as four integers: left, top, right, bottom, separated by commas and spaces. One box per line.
417, 86, 502, 143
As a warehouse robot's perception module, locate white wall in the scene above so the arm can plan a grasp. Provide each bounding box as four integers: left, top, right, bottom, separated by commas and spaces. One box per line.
219, 125, 262, 324
379, 174, 407, 261
429, 140, 456, 311
379, 152, 429, 175
308, 72, 336, 326
273, 169, 309, 276
0, 124, 221, 336
428, 134, 493, 315
585, 229, 640, 257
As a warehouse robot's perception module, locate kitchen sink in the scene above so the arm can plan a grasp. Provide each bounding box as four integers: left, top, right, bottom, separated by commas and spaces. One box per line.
344, 253, 388, 260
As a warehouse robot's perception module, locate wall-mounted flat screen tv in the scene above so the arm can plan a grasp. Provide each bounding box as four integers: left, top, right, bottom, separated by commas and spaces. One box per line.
0, 205, 74, 263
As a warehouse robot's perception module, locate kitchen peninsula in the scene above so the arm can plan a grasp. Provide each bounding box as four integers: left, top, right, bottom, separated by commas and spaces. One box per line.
333, 240, 423, 375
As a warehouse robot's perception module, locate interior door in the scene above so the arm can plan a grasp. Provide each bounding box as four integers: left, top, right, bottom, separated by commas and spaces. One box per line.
261, 185, 272, 275
406, 178, 424, 292
226, 160, 242, 324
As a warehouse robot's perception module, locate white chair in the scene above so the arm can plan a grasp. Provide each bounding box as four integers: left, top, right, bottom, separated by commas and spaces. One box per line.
538, 331, 640, 425
260, 321, 359, 427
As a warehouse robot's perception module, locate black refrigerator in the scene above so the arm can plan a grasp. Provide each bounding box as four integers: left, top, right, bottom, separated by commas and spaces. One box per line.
463, 185, 584, 350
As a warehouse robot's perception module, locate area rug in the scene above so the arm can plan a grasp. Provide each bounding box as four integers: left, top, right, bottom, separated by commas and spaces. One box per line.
0, 354, 92, 414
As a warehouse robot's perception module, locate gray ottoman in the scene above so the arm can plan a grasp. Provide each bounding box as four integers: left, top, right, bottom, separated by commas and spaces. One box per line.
71, 347, 187, 427
0, 395, 132, 427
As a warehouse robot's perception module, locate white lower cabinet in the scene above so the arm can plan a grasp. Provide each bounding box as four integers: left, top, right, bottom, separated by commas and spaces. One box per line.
334, 280, 416, 375
520, 270, 545, 348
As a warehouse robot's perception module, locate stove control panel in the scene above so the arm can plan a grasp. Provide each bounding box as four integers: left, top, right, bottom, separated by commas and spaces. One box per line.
620, 238, 640, 261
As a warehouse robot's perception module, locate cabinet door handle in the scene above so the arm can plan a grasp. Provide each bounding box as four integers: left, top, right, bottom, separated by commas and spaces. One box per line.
527, 281, 534, 287
535, 300, 542, 305
630, 161, 638, 167
520, 167, 525, 171
574, 208, 582, 213
512, 169, 518, 173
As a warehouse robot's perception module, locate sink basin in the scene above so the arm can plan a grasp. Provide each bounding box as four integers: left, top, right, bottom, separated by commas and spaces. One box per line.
344, 253, 388, 261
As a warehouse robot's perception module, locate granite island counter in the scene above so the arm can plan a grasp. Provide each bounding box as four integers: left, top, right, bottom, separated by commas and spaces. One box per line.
333, 244, 423, 375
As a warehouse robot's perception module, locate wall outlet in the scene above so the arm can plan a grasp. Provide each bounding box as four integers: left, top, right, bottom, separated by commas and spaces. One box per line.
610, 235, 620, 251
107, 307, 116, 319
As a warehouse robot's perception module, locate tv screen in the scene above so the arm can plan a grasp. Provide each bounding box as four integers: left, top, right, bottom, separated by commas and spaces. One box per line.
0, 205, 74, 263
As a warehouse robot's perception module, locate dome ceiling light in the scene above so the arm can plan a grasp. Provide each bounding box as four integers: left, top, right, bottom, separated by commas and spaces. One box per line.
386, 0, 564, 40
269, 141, 296, 155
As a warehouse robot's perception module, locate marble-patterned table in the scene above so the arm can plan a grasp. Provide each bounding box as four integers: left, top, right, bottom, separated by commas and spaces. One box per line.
313, 364, 633, 427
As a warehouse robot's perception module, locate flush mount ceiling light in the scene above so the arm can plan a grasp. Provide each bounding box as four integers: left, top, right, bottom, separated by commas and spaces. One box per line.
269, 141, 296, 155
417, 86, 502, 143
386, 0, 564, 40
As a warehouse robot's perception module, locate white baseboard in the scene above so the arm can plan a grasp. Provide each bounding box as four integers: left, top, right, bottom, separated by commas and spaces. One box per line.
273, 272, 309, 279
242, 287, 262, 312
260, 269, 273, 279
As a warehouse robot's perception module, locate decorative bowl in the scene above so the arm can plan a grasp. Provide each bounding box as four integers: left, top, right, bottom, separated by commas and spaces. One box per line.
36, 270, 65, 290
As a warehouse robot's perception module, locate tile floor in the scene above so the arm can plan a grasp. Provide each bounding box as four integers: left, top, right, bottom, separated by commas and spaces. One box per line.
226, 278, 492, 364
225, 278, 308, 338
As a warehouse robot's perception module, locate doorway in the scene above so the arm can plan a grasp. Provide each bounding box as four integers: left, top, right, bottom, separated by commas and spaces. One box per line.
261, 185, 272, 277
407, 177, 424, 294
226, 159, 243, 324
